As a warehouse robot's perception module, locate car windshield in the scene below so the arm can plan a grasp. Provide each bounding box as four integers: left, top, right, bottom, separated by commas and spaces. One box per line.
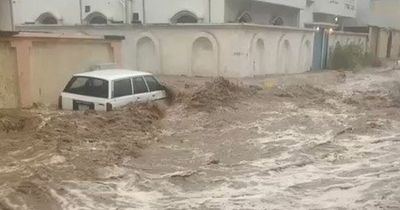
64, 76, 109, 98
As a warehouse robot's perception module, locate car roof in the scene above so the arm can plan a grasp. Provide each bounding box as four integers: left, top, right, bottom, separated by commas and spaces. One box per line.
73, 69, 152, 81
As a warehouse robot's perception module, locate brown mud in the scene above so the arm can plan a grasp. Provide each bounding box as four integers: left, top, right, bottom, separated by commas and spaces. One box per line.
1, 71, 400, 209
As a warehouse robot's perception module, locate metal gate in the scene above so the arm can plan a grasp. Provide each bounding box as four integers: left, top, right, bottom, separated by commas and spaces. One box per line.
312, 28, 329, 70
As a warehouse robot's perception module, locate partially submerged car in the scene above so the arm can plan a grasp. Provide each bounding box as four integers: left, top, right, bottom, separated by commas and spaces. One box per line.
59, 69, 166, 111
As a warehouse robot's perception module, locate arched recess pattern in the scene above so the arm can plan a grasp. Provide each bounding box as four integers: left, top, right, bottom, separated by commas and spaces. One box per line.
255, 39, 265, 75
136, 35, 161, 74
36, 12, 58, 24
237, 11, 252, 23
298, 40, 312, 72
191, 33, 219, 77
278, 39, 293, 74
85, 12, 107, 24
171, 10, 198, 23
250, 35, 266, 76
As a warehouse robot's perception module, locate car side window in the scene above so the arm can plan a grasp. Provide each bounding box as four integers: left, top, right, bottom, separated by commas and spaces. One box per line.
113, 79, 132, 98
132, 77, 149, 94
144, 76, 164, 91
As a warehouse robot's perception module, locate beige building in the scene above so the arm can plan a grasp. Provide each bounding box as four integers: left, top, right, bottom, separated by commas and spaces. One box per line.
0, 32, 122, 108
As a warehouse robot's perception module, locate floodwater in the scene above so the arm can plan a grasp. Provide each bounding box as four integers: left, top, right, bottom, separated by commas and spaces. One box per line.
1, 70, 400, 210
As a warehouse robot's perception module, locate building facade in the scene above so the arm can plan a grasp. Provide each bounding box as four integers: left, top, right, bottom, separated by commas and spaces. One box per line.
2, 0, 364, 30
301, 0, 357, 29
1, 0, 310, 29
0, 0, 13, 30
341, 0, 400, 59
1, 0, 132, 28
1, 0, 373, 83
346, 0, 400, 30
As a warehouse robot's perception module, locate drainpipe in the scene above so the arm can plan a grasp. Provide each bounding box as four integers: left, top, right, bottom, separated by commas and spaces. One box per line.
9, 0, 14, 31
209, 0, 212, 23
321, 29, 328, 69
79, 0, 83, 24
142, 0, 146, 24
125, 0, 129, 23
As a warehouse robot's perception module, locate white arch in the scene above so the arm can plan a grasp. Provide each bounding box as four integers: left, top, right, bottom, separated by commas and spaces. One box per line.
297, 34, 312, 73
134, 32, 162, 74
190, 32, 220, 76
298, 39, 312, 73
275, 33, 287, 74
276, 35, 293, 74
249, 33, 267, 76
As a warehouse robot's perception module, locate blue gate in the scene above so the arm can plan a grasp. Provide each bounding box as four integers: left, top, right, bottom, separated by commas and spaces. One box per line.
312, 28, 329, 70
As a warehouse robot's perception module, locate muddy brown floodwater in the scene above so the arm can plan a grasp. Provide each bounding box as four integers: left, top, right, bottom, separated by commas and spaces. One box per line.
1, 70, 400, 210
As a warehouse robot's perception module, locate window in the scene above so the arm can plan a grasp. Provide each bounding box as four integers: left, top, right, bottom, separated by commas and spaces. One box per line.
113, 79, 132, 98
68, 77, 87, 90
64, 76, 109, 98
85, 6, 91, 13
90, 16, 107, 24
37, 12, 58, 24
171, 10, 198, 24
176, 15, 197, 23
41, 16, 57, 24
144, 76, 163, 91
237, 11, 252, 23
270, 17, 284, 26
132, 77, 148, 94
85, 12, 108, 24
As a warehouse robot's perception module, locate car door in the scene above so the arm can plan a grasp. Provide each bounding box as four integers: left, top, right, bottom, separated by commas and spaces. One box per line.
111, 78, 135, 108
132, 76, 150, 103
144, 75, 166, 101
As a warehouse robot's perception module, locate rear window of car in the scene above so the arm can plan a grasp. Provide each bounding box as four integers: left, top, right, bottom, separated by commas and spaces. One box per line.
113, 78, 132, 98
132, 77, 148, 94
64, 76, 109, 98
144, 76, 164, 91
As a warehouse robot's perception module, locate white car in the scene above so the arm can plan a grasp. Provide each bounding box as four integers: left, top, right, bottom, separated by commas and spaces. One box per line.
59, 69, 166, 111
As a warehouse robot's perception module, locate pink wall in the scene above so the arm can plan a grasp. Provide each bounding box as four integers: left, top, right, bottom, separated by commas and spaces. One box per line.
1, 33, 122, 108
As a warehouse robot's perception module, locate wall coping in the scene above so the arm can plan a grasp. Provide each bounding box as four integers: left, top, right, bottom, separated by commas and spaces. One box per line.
0, 31, 113, 41
0, 32, 125, 43
16, 23, 316, 33
331, 31, 368, 37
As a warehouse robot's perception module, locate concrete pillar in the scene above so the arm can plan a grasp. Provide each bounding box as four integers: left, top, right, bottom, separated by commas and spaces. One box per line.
210, 0, 225, 23
10, 39, 33, 108
377, 28, 389, 58
390, 30, 400, 59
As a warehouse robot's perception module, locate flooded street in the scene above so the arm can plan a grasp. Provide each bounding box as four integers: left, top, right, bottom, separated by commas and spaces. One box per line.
1, 70, 400, 209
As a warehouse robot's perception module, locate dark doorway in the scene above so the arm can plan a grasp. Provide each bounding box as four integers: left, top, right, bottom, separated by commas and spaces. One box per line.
387, 31, 393, 58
